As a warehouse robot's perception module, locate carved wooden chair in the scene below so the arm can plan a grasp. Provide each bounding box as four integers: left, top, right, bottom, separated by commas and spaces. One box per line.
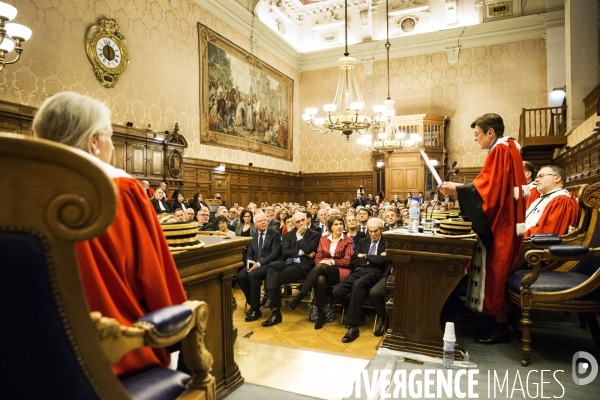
507, 244, 600, 366
0, 133, 215, 399
517, 183, 599, 271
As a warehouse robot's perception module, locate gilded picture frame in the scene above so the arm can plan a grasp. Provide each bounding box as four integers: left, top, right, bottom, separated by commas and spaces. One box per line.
198, 24, 294, 161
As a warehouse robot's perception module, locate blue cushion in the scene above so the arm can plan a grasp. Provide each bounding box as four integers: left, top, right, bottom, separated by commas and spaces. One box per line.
548, 245, 589, 257
136, 305, 192, 336
531, 235, 562, 246
507, 270, 600, 301
1, 232, 103, 399
121, 367, 190, 400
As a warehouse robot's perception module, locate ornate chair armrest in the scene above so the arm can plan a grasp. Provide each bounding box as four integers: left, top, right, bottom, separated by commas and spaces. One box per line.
91, 300, 208, 364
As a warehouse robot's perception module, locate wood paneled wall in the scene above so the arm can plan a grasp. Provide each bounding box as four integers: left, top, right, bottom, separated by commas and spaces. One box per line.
555, 129, 600, 185
301, 172, 374, 205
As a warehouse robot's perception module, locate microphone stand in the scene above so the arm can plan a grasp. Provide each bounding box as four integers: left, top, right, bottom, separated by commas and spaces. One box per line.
430, 163, 457, 219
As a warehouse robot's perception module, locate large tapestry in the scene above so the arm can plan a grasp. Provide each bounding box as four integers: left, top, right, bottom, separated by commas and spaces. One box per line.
198, 24, 293, 161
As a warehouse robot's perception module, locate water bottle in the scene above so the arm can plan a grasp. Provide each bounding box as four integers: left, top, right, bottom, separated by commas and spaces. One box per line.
408, 197, 420, 233
442, 322, 456, 369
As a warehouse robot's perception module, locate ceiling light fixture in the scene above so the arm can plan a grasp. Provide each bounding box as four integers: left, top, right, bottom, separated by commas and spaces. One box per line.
302, 0, 391, 140
0, 1, 32, 72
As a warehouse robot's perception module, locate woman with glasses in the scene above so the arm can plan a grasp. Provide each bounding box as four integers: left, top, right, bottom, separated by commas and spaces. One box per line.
235, 209, 256, 237
440, 113, 527, 345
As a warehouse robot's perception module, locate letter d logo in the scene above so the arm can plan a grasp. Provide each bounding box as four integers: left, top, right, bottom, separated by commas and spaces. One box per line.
572, 351, 598, 385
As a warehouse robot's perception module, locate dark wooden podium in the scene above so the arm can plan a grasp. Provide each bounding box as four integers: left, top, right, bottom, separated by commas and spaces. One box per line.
174, 235, 251, 400
381, 231, 477, 360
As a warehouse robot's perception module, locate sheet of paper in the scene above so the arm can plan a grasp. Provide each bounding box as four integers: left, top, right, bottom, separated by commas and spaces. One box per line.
419, 149, 442, 185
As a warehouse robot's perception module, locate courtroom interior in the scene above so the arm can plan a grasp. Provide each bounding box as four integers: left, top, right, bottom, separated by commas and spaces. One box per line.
2, 0, 600, 399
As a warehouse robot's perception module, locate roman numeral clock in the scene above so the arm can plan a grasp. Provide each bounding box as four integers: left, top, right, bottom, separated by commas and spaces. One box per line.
85, 19, 129, 88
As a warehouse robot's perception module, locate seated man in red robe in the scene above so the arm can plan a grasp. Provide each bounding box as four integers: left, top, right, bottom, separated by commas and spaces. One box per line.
523, 160, 540, 209
525, 165, 579, 238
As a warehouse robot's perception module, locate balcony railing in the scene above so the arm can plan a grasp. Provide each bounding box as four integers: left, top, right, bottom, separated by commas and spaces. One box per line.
519, 106, 567, 148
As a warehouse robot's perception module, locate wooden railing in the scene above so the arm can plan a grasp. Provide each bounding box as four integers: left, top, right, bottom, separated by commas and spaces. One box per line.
519, 106, 567, 148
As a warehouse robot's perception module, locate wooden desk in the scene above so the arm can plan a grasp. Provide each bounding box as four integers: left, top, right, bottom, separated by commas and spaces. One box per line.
381, 231, 476, 360
174, 235, 251, 400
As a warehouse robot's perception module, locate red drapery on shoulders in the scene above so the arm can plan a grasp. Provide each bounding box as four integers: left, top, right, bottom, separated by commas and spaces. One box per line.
75, 177, 187, 376
525, 196, 579, 238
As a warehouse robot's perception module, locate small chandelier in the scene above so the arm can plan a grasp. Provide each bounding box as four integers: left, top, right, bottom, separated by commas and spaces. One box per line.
357, 0, 421, 154
0, 1, 32, 72
302, 0, 391, 140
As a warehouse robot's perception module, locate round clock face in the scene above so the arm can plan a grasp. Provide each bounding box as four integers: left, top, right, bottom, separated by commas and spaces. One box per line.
95, 37, 122, 69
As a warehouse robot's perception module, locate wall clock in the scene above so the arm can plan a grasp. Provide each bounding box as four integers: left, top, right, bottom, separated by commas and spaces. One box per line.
85, 19, 129, 88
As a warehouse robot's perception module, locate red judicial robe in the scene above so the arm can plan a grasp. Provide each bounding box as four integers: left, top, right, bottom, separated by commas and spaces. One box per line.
525, 185, 540, 210
524, 190, 579, 238
457, 137, 527, 316
75, 164, 187, 376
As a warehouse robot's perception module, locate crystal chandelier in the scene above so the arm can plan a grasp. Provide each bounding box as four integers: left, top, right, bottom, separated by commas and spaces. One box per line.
0, 2, 32, 72
302, 0, 391, 140
357, 0, 421, 154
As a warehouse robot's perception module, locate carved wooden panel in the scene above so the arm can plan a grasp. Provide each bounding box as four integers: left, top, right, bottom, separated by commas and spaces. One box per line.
111, 141, 126, 170
129, 144, 146, 176
149, 146, 164, 178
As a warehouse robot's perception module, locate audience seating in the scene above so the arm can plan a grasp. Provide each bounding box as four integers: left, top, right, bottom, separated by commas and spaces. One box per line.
0, 133, 215, 400
507, 245, 600, 366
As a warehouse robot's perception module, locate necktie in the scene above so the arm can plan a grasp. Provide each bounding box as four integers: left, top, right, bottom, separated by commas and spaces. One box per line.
321, 224, 325, 233
362, 226, 366, 234
257, 232, 264, 260
368, 241, 378, 255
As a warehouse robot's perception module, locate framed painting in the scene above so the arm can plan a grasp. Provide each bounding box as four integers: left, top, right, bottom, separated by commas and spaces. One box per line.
198, 24, 293, 161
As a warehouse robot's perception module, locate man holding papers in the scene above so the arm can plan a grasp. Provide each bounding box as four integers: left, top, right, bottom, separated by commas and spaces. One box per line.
439, 113, 527, 345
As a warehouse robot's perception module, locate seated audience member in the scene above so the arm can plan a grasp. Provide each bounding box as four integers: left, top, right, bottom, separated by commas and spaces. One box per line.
184, 207, 195, 221
389, 194, 401, 206
237, 213, 282, 321
403, 192, 412, 206
190, 192, 206, 212
282, 214, 294, 235
228, 208, 239, 230
32, 91, 186, 376
214, 192, 226, 207
315, 208, 329, 235
356, 207, 372, 234
172, 189, 188, 212
345, 214, 365, 248
288, 215, 354, 329
525, 165, 579, 238
272, 208, 288, 232
216, 215, 235, 236
159, 181, 171, 199
141, 180, 153, 198
235, 209, 256, 237
197, 206, 218, 231
524, 160, 540, 209
384, 208, 399, 230
261, 212, 321, 327
151, 188, 172, 214
174, 208, 185, 222
333, 218, 388, 343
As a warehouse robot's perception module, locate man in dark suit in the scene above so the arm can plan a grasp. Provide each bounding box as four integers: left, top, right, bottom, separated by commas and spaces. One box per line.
352, 190, 368, 208
151, 188, 172, 214
333, 218, 388, 343
214, 192, 227, 207
383, 208, 399, 231
261, 212, 321, 326
236, 212, 281, 321
227, 207, 239, 231
196, 207, 218, 231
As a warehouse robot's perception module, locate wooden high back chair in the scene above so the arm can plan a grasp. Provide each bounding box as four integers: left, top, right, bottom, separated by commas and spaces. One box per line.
0, 133, 215, 399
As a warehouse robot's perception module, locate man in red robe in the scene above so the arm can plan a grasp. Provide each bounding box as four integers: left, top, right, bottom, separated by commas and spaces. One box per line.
523, 160, 540, 209
525, 165, 579, 237
440, 113, 527, 345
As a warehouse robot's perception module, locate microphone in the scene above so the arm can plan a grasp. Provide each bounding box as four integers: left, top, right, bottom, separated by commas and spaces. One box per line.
431, 162, 458, 218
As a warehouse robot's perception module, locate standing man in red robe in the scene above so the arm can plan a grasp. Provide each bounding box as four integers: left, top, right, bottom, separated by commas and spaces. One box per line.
440, 113, 527, 344
525, 165, 579, 237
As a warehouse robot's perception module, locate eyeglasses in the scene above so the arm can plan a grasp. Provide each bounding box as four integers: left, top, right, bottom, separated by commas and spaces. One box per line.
474, 128, 489, 138
536, 173, 558, 179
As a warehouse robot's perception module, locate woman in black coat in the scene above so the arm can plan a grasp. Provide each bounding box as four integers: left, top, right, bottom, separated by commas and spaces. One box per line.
172, 190, 189, 212
190, 192, 207, 212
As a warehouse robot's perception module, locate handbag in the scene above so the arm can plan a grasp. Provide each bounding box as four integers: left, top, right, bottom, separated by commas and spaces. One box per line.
308, 299, 336, 323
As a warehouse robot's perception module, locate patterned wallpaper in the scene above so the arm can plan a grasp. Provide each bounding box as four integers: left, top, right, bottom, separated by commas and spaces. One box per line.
300, 39, 548, 172
0, 0, 301, 172
0, 0, 548, 174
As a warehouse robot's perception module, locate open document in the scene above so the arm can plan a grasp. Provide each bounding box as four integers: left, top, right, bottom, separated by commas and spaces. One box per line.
419, 149, 442, 185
